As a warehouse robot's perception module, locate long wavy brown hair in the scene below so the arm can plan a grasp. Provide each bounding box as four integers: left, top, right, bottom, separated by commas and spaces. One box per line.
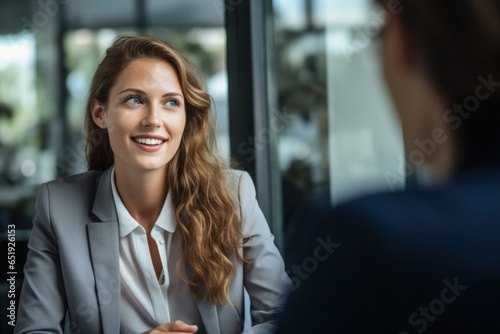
84, 35, 251, 305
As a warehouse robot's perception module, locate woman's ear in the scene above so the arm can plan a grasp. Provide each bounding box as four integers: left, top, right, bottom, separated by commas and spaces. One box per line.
91, 99, 106, 129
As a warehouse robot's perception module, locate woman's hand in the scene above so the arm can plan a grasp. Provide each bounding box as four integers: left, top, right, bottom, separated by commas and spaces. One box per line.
142, 320, 198, 333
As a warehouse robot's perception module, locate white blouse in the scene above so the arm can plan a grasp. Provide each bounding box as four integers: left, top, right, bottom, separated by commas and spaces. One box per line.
110, 168, 206, 334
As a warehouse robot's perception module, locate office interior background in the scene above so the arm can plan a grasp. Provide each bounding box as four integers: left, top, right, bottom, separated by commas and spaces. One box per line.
0, 0, 406, 331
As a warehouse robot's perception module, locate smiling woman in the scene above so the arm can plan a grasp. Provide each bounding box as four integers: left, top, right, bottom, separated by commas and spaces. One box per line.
14, 36, 291, 334
91, 59, 187, 171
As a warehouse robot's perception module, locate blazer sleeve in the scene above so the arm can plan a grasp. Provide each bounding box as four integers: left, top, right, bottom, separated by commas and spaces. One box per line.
237, 172, 292, 334
14, 184, 67, 334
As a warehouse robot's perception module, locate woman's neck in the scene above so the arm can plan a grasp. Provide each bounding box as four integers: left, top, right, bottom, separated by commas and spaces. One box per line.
114, 165, 168, 231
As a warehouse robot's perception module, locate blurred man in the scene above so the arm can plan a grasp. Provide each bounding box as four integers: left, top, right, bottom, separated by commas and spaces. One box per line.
277, 0, 499, 333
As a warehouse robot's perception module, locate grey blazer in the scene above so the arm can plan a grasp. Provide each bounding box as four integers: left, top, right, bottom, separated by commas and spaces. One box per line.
14, 168, 290, 334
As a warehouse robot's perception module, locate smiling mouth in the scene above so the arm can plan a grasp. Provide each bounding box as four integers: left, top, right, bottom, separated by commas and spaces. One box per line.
133, 137, 165, 146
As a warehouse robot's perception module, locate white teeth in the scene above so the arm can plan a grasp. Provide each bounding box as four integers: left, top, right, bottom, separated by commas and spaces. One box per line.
134, 138, 164, 145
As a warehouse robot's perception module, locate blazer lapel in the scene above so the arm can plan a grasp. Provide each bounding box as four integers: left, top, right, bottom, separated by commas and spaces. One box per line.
91, 167, 118, 223
88, 167, 120, 334
197, 301, 221, 334
182, 265, 220, 334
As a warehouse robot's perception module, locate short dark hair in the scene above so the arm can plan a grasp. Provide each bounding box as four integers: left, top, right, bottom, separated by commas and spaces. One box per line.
377, 0, 499, 166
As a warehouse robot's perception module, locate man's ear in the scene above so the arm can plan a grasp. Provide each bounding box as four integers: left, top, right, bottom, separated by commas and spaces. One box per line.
385, 14, 414, 70
91, 99, 106, 129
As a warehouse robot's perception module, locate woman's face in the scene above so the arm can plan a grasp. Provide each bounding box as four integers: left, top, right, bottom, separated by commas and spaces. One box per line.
92, 58, 186, 173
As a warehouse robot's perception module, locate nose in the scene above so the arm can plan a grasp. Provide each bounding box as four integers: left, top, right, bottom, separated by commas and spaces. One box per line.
141, 104, 160, 128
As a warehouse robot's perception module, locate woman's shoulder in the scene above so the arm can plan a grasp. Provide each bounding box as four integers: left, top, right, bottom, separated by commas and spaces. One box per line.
38, 169, 104, 200
221, 168, 247, 178
222, 168, 254, 189
222, 168, 246, 181
221, 169, 257, 203
45, 169, 103, 187
33, 170, 106, 222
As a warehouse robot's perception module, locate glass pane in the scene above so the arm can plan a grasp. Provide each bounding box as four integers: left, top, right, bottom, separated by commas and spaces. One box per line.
0, 33, 55, 227
324, 0, 403, 204
0, 34, 54, 328
269, 0, 404, 260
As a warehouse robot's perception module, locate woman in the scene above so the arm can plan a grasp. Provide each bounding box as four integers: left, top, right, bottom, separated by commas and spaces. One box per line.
15, 36, 290, 334
277, 0, 499, 333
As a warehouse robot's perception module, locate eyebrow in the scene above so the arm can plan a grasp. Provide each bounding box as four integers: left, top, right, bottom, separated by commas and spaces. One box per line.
117, 88, 184, 100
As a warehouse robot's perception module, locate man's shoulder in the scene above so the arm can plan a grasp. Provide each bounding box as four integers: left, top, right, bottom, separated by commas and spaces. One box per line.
290, 171, 500, 253
329, 170, 500, 232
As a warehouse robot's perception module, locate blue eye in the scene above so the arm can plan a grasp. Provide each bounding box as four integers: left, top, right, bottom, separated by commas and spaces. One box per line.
125, 96, 142, 105
166, 99, 180, 108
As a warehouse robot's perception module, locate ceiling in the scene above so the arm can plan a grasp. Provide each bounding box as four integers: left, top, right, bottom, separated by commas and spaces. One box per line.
0, 0, 224, 32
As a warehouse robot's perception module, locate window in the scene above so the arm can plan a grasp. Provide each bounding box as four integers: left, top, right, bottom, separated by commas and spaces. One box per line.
267, 0, 404, 260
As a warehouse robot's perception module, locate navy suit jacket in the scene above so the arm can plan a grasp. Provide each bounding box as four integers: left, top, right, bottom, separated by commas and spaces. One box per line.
277, 164, 500, 333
